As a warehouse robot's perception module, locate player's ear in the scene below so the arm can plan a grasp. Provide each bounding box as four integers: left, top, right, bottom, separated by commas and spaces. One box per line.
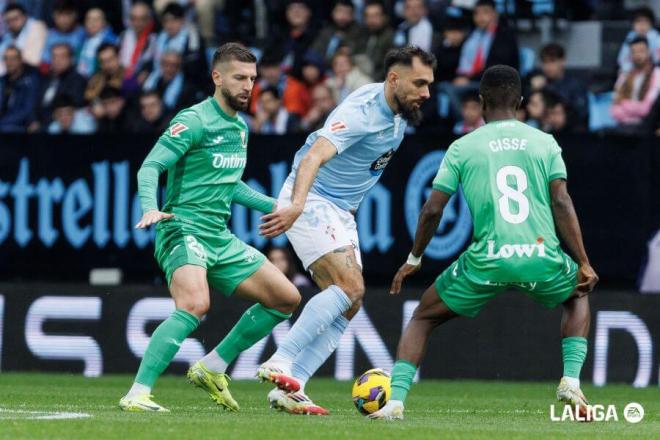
516, 96, 523, 111
211, 67, 222, 87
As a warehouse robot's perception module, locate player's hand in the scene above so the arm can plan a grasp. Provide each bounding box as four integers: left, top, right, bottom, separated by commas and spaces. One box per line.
390, 262, 421, 295
576, 264, 598, 295
135, 210, 174, 229
259, 204, 303, 238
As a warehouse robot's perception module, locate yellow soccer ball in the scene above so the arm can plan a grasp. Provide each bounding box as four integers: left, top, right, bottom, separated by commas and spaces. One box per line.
351, 368, 391, 415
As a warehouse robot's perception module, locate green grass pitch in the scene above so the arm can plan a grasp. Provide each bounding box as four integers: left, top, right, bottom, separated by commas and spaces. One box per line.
0, 373, 657, 439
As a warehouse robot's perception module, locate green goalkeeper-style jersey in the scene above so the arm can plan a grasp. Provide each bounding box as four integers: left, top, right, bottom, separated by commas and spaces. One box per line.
141, 97, 250, 232
433, 119, 569, 283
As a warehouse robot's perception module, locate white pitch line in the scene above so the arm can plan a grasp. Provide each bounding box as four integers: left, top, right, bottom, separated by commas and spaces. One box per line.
0, 408, 91, 420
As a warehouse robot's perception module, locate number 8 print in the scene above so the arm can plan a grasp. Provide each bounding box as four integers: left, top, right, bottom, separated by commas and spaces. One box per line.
496, 166, 529, 224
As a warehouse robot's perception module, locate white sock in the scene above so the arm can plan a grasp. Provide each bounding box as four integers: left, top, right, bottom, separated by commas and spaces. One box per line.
388, 399, 404, 408
297, 380, 307, 393
563, 376, 580, 388
201, 350, 229, 373
267, 353, 294, 373
126, 382, 151, 398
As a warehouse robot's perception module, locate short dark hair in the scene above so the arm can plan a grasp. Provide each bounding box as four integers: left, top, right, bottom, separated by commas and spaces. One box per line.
461, 91, 480, 105
162, 2, 185, 19
212, 42, 257, 66
99, 86, 122, 100
540, 43, 565, 61
53, 0, 77, 13
3, 3, 26, 15
52, 93, 75, 109
140, 90, 161, 101
475, 0, 496, 9
630, 36, 649, 47
259, 85, 281, 99
384, 45, 437, 72
365, 0, 386, 12
631, 7, 655, 25
334, 0, 354, 10
479, 65, 521, 110
97, 42, 118, 57
51, 42, 73, 57
3, 45, 21, 57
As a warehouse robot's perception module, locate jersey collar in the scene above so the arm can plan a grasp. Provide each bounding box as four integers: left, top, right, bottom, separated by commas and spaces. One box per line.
209, 96, 239, 121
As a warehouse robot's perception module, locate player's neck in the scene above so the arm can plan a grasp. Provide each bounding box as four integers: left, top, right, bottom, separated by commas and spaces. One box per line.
213, 93, 238, 118
484, 109, 517, 123
383, 85, 399, 115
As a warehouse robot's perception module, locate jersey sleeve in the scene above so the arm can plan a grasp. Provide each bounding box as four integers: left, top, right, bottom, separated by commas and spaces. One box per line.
432, 142, 461, 195
316, 102, 368, 154
547, 137, 567, 181
156, 110, 204, 156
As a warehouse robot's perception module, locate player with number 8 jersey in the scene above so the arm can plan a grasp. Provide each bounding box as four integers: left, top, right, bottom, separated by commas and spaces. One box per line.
371, 65, 598, 421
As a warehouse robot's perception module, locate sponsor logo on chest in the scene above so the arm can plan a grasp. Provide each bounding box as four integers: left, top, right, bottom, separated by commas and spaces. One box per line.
486, 239, 546, 259
212, 153, 246, 169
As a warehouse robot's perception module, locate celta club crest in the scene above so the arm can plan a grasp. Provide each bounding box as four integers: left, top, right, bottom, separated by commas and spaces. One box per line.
240, 131, 247, 148
405, 151, 472, 260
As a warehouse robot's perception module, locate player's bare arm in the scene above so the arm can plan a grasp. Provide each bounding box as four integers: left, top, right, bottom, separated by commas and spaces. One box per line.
135, 210, 174, 229
550, 179, 599, 294
259, 136, 337, 237
390, 190, 451, 294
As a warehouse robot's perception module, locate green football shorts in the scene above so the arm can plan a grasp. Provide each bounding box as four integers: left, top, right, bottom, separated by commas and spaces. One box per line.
154, 220, 265, 295
434, 251, 578, 318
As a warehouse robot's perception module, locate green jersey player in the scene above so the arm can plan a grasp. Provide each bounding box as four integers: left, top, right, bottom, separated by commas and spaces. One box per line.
370, 65, 599, 420
119, 43, 300, 412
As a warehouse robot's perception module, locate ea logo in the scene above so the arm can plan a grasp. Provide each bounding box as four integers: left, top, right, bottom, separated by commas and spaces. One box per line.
405, 151, 472, 259
623, 402, 644, 423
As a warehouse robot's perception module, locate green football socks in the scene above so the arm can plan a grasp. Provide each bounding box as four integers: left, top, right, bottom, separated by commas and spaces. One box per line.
214, 304, 291, 364
390, 359, 418, 403
135, 309, 200, 387
562, 336, 588, 379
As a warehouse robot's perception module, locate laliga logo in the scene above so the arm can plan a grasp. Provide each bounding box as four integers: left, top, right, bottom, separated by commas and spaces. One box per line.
549, 402, 644, 423
405, 151, 471, 260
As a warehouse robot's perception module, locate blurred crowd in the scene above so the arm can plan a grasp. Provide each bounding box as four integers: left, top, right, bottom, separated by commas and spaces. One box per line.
0, 0, 658, 136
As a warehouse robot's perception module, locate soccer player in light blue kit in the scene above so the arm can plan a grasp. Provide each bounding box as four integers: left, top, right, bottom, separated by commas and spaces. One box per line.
256, 46, 436, 414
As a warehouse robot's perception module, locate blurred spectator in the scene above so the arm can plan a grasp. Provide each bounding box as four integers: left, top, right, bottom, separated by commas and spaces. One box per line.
250, 51, 310, 116
152, 2, 207, 84
0, 3, 47, 75
325, 51, 372, 104
312, 0, 365, 66
611, 37, 660, 127
47, 93, 96, 134
0, 46, 39, 132
143, 51, 201, 112
301, 83, 336, 131
41, 0, 85, 70
251, 86, 302, 134
525, 43, 588, 129
32, 43, 86, 131
455, 0, 518, 84
95, 86, 129, 132
393, 0, 436, 53
85, 43, 139, 104
118, 1, 156, 83
266, 247, 312, 288
268, 0, 317, 73
433, 18, 466, 83
525, 90, 546, 129
194, 0, 226, 44
300, 50, 326, 92
354, 0, 394, 81
542, 93, 569, 134
126, 90, 171, 133
77, 8, 118, 78
453, 91, 484, 135
617, 7, 660, 74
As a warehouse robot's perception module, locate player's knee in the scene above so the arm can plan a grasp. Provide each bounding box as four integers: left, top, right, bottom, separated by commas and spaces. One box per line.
267, 284, 301, 315
336, 274, 365, 303
176, 296, 210, 317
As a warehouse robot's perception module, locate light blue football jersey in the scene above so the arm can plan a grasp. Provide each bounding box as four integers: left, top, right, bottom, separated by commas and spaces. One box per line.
285, 83, 407, 211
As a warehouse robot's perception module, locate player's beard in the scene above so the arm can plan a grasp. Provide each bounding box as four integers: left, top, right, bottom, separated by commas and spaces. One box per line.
221, 87, 249, 112
394, 94, 423, 125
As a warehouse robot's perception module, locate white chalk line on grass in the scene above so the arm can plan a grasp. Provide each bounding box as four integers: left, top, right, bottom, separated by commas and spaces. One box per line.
0, 408, 91, 420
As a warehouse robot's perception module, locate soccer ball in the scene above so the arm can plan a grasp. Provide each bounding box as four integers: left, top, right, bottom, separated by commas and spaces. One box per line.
351, 368, 391, 415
